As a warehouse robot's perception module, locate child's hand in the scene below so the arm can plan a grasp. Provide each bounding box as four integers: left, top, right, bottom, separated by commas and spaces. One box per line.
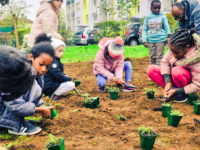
144, 42, 149, 47
164, 82, 172, 96
111, 77, 118, 82
42, 106, 55, 118
166, 89, 176, 98
116, 79, 124, 84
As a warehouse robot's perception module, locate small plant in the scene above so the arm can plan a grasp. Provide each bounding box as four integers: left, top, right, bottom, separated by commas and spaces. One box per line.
161, 103, 171, 107
189, 93, 199, 97
46, 134, 64, 149
196, 100, 200, 104
170, 109, 183, 116
105, 86, 119, 92
84, 98, 93, 104
138, 125, 153, 136
144, 88, 156, 94
115, 114, 126, 121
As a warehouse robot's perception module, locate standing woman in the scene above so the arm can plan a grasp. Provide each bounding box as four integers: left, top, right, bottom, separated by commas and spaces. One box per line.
25, 0, 64, 54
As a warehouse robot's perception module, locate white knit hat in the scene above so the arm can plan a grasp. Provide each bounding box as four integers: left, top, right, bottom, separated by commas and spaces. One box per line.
50, 37, 66, 50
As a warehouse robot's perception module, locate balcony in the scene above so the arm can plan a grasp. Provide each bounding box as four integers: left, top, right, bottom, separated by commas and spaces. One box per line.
71, 0, 74, 4
66, 0, 70, 5
71, 11, 75, 18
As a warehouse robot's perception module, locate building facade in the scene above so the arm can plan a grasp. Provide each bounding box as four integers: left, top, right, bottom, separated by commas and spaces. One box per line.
66, 0, 200, 32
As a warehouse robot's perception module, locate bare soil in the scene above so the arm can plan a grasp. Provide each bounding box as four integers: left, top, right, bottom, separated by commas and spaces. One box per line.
1, 57, 200, 150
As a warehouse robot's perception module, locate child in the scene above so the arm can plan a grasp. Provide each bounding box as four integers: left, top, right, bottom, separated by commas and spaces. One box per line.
0, 34, 55, 135
43, 37, 75, 101
142, 0, 171, 65
147, 28, 200, 102
93, 37, 134, 92
28, 0, 64, 50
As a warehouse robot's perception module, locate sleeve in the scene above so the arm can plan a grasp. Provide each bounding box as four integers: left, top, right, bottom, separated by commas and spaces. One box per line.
4, 96, 36, 117
163, 15, 171, 35
184, 63, 200, 94
162, 74, 171, 84
48, 61, 72, 83
35, 99, 44, 107
142, 17, 148, 43
94, 50, 114, 80
160, 50, 172, 75
114, 56, 124, 79
42, 10, 62, 40
193, 11, 200, 36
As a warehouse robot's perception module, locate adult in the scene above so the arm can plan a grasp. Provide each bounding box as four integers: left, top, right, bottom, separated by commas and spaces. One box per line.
25, 0, 64, 54
171, 0, 200, 35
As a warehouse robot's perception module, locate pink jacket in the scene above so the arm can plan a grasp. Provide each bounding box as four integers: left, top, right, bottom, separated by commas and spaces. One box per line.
161, 45, 200, 94
28, 2, 62, 48
93, 40, 124, 80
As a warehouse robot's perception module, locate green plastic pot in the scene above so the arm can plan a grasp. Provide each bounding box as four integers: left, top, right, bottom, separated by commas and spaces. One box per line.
110, 91, 119, 100
75, 80, 81, 87
51, 109, 58, 120
193, 101, 200, 115
147, 92, 155, 99
162, 105, 172, 118
187, 95, 198, 105
92, 97, 100, 107
167, 113, 183, 127
138, 130, 158, 150
46, 138, 65, 150
84, 99, 95, 109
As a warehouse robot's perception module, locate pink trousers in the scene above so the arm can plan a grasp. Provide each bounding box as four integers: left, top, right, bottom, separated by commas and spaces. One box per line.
147, 65, 192, 88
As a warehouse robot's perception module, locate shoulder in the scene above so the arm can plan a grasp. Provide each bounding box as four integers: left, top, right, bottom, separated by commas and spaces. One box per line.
43, 9, 57, 17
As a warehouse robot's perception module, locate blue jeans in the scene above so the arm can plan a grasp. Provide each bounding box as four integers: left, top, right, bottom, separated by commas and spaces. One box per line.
96, 61, 132, 87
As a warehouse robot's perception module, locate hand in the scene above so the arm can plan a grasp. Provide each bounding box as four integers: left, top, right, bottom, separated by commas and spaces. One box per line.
164, 82, 172, 96
144, 42, 149, 47
111, 77, 118, 82
166, 89, 176, 98
41, 106, 55, 118
116, 79, 124, 84
61, 37, 65, 41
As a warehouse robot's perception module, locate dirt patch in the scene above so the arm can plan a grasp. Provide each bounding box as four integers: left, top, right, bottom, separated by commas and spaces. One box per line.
1, 57, 200, 150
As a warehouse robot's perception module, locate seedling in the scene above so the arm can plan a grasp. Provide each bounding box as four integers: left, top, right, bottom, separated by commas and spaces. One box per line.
144, 88, 156, 94
138, 125, 153, 136
105, 86, 119, 92
84, 98, 93, 104
161, 103, 172, 117
196, 100, 200, 104
115, 114, 126, 121
170, 109, 183, 116
46, 134, 65, 150
83, 97, 100, 109
161, 103, 171, 107
168, 109, 183, 127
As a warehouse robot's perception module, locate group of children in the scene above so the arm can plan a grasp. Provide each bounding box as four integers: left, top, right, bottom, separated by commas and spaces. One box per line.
0, 0, 200, 137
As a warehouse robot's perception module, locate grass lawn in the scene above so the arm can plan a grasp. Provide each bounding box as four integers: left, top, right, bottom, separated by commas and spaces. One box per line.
62, 44, 168, 63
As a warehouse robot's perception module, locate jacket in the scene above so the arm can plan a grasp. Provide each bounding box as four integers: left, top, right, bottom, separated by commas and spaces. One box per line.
93, 40, 124, 80
142, 11, 171, 43
0, 67, 44, 132
28, 2, 62, 48
180, 0, 200, 36
44, 57, 72, 96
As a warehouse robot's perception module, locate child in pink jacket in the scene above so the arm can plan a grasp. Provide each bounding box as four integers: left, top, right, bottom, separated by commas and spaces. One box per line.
28, 0, 64, 50
93, 37, 134, 92
147, 28, 200, 102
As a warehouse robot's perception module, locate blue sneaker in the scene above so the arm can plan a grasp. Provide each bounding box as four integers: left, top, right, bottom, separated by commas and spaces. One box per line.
8, 121, 42, 136
174, 94, 188, 103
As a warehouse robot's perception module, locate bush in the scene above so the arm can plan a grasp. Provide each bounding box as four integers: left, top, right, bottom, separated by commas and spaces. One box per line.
165, 13, 179, 34
139, 17, 145, 26
14, 28, 31, 45
58, 30, 75, 46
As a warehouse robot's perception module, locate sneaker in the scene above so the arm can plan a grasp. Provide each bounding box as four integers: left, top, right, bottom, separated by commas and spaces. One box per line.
8, 121, 42, 136
98, 86, 105, 92
51, 94, 61, 101
174, 94, 188, 103
123, 83, 135, 92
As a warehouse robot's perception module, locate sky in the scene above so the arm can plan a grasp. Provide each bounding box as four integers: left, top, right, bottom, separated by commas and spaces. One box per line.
15, 0, 66, 21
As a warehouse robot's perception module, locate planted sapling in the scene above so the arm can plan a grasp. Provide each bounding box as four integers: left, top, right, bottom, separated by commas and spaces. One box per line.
84, 97, 94, 104
105, 86, 119, 92
106, 86, 120, 100
144, 88, 156, 94
46, 134, 65, 150
138, 125, 154, 136
115, 114, 126, 121
170, 109, 183, 116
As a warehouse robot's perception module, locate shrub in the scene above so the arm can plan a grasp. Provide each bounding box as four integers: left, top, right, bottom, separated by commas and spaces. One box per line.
14, 28, 31, 45
165, 13, 179, 34
58, 30, 75, 46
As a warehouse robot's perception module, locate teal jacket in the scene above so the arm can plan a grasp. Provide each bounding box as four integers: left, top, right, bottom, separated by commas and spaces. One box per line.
142, 11, 171, 43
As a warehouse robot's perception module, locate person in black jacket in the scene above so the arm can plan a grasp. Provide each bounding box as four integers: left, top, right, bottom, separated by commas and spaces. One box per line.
43, 37, 75, 101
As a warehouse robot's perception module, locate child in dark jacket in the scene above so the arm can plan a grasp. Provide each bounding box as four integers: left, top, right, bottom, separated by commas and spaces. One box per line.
43, 37, 75, 101
0, 34, 55, 136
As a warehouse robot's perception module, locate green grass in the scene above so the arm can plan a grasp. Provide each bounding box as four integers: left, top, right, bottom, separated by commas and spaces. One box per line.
62, 44, 168, 63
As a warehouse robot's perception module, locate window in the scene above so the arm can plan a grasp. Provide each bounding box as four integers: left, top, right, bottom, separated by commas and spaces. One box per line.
86, 29, 93, 34
137, 4, 140, 13
76, 2, 80, 12
76, 17, 80, 25
94, 0, 97, 6
93, 13, 97, 22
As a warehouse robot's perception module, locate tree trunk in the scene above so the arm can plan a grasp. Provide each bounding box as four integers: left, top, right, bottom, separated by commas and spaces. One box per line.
13, 14, 19, 49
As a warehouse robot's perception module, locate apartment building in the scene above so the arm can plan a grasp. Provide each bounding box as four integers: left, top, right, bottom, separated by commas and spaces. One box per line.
66, 0, 200, 32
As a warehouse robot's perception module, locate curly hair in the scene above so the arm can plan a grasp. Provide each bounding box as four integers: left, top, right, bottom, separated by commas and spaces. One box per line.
0, 46, 33, 101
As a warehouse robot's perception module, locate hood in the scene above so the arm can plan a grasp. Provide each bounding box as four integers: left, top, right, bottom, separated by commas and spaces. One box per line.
178, 33, 200, 66
36, 2, 58, 17
182, 0, 199, 20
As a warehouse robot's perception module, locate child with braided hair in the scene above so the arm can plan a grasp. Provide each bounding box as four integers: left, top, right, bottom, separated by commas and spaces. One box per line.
147, 28, 200, 102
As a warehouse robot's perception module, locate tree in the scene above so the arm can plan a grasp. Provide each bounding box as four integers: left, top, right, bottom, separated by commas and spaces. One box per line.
0, 0, 9, 6
58, 8, 66, 31
1, 0, 32, 49
129, 0, 140, 21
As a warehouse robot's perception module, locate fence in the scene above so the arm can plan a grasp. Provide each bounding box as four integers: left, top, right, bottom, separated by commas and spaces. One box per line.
0, 33, 16, 47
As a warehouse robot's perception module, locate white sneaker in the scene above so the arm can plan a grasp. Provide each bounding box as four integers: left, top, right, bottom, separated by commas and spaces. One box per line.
8, 121, 42, 136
